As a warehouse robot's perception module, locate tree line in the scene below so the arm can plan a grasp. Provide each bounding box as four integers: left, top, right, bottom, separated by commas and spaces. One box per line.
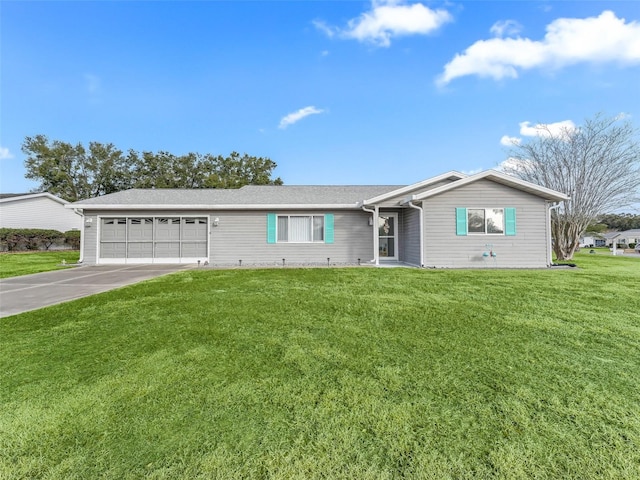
22, 135, 283, 202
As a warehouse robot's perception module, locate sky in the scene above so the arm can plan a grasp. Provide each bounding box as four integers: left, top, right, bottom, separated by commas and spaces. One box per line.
1, 0, 640, 196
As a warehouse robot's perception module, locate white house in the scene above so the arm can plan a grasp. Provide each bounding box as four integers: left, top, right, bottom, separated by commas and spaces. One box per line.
0, 193, 82, 232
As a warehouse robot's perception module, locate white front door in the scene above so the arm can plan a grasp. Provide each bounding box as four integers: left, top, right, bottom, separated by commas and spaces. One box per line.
378, 213, 398, 260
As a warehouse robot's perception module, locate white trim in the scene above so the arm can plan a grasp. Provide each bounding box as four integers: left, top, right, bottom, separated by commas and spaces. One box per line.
412, 170, 570, 202
0, 192, 72, 206
378, 212, 399, 261
362, 171, 467, 205
68, 203, 359, 210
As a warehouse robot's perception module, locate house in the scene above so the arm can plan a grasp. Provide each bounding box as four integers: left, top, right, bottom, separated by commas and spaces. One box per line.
579, 234, 606, 248
68, 170, 569, 268
0, 192, 82, 232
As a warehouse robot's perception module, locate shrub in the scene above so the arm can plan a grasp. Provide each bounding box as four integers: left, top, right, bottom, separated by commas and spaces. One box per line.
0, 228, 64, 251
64, 230, 81, 250
629, 242, 636, 249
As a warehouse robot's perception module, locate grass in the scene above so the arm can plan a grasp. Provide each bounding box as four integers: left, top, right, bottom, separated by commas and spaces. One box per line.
0, 251, 80, 278
1, 253, 639, 479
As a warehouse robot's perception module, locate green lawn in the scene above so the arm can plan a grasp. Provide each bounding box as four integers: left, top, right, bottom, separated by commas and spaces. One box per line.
0, 251, 80, 278
1, 254, 639, 479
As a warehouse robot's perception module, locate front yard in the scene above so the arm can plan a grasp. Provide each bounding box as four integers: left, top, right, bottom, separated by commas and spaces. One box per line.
1, 254, 639, 478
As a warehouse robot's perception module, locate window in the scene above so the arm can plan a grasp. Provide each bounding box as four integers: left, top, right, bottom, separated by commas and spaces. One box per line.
267, 213, 334, 244
456, 208, 516, 236
277, 215, 324, 242
467, 208, 504, 234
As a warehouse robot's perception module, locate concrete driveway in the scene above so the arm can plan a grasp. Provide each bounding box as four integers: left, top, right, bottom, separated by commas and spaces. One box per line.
0, 264, 193, 318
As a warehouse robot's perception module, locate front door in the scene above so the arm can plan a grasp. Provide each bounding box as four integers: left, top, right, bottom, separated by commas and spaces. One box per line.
378, 213, 398, 260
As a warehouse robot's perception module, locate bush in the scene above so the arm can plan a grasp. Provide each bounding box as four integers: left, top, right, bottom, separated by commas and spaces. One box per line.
64, 230, 81, 250
0, 228, 65, 251
629, 242, 636, 249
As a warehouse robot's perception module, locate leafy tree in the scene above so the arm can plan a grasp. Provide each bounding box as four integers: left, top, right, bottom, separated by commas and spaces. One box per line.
597, 213, 640, 231
22, 135, 129, 201
23, 136, 282, 199
503, 114, 640, 260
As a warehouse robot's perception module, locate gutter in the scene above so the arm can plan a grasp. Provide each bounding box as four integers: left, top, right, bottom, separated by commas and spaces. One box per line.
360, 204, 379, 266
74, 208, 85, 263
405, 198, 424, 267
547, 202, 562, 266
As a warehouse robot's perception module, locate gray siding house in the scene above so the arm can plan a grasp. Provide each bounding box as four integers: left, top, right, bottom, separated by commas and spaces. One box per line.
0, 192, 82, 232
68, 170, 569, 268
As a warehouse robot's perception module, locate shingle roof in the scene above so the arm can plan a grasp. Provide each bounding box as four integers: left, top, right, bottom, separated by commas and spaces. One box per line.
70, 185, 403, 208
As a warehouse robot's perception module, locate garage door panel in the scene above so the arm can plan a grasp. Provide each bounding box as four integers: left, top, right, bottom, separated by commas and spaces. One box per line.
128, 242, 153, 258
155, 242, 180, 258
181, 242, 207, 257
101, 242, 126, 258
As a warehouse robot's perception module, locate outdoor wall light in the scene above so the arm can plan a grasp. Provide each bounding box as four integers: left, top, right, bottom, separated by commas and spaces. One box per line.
213, 217, 220, 226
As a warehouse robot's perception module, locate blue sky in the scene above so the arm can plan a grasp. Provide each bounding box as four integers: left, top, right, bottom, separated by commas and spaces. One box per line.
2, 0, 639, 195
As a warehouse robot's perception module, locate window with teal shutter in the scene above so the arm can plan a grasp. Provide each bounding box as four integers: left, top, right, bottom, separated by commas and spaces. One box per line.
505, 208, 516, 236
456, 208, 468, 235
325, 214, 334, 244
266, 213, 276, 243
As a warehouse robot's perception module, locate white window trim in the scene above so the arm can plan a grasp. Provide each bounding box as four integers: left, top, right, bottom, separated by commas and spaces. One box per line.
276, 214, 325, 243
467, 208, 505, 235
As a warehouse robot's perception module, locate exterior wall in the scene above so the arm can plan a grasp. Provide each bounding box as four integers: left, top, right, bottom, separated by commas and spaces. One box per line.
211, 210, 373, 266
400, 207, 421, 266
0, 197, 81, 231
423, 180, 550, 268
81, 209, 374, 266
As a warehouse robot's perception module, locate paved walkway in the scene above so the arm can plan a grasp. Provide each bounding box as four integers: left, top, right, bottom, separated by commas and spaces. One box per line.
0, 264, 192, 318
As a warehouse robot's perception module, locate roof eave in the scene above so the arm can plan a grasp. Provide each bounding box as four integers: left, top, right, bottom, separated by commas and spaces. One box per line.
362, 170, 467, 205
67, 203, 362, 211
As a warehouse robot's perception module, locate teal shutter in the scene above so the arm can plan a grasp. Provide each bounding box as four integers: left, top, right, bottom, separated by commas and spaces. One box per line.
324, 214, 334, 244
267, 213, 276, 243
505, 208, 516, 236
455, 208, 467, 236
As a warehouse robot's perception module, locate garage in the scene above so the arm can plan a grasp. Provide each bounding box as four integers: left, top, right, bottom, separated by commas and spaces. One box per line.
99, 216, 208, 264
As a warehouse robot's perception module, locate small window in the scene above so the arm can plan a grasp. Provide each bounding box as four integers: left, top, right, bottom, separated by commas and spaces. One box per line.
276, 215, 324, 243
467, 208, 504, 235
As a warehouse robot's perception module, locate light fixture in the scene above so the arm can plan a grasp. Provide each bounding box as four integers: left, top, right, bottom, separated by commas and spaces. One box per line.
213, 217, 220, 226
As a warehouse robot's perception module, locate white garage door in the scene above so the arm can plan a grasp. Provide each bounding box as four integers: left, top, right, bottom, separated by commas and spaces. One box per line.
99, 217, 208, 264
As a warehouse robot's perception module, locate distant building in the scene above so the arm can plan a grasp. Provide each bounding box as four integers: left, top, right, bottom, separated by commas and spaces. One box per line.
0, 192, 82, 232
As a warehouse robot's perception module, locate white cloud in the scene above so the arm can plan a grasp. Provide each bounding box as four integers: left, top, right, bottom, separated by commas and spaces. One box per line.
490, 20, 522, 38
278, 106, 325, 129
0, 146, 14, 160
500, 135, 521, 146
315, 1, 452, 47
500, 119, 576, 148
497, 157, 535, 173
462, 167, 483, 175
519, 120, 576, 138
438, 10, 640, 85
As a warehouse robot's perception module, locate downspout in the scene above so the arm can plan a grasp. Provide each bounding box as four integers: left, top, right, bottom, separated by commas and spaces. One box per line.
406, 199, 424, 267
547, 202, 562, 266
74, 208, 84, 263
361, 204, 379, 266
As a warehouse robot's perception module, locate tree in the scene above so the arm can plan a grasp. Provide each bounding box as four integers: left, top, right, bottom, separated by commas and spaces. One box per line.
597, 212, 640, 231
503, 114, 640, 260
22, 135, 129, 201
23, 136, 283, 200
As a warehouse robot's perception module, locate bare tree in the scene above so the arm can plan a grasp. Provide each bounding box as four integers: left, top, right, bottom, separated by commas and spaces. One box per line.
503, 114, 640, 260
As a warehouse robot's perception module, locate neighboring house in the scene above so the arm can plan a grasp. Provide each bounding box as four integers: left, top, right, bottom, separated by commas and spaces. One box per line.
579, 234, 606, 248
0, 192, 82, 232
68, 170, 569, 268
603, 229, 640, 247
